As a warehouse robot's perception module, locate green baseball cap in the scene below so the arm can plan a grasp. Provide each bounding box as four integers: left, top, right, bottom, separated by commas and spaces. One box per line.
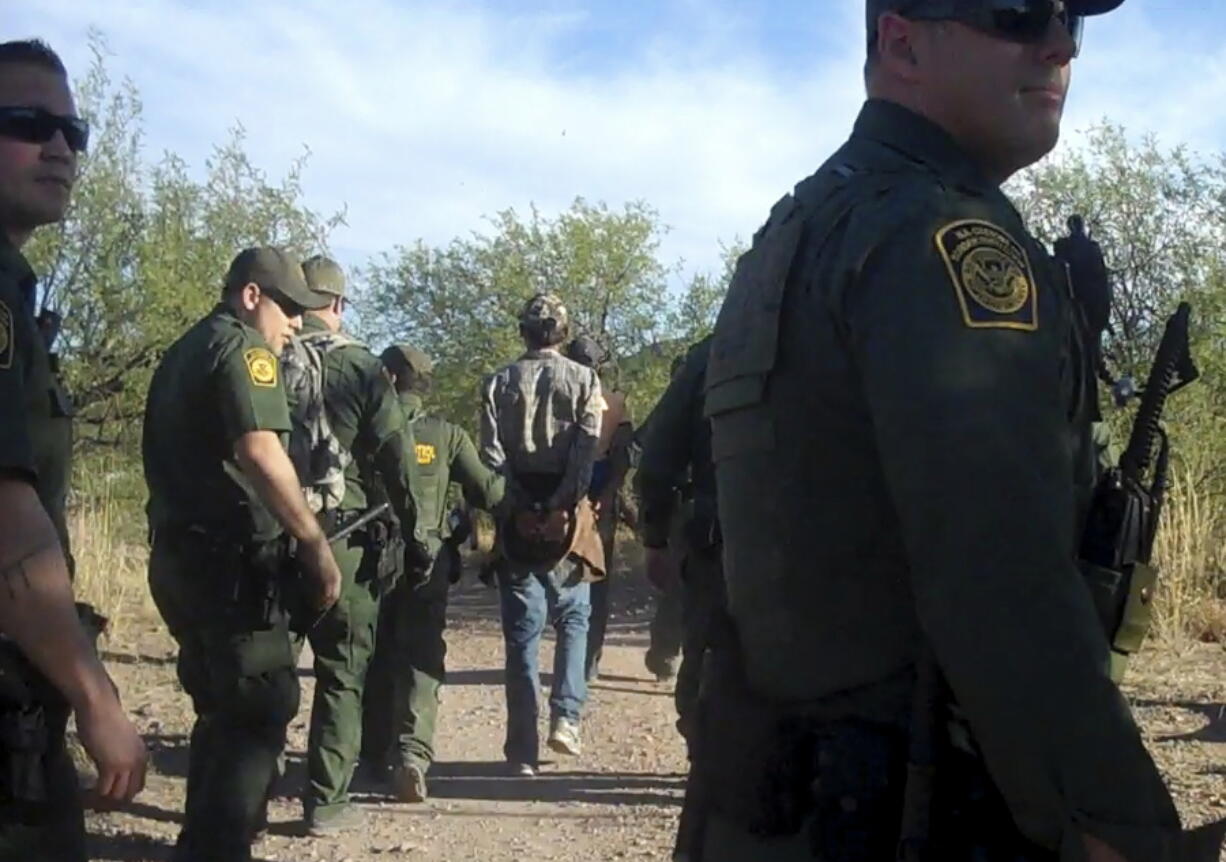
224, 247, 329, 311
302, 255, 346, 298
520, 293, 569, 329
381, 344, 434, 377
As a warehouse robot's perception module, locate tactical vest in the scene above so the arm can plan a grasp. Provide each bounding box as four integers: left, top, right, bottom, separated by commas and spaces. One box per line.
409, 413, 451, 540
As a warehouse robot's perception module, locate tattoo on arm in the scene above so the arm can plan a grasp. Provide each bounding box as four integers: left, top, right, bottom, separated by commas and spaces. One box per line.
0, 540, 58, 600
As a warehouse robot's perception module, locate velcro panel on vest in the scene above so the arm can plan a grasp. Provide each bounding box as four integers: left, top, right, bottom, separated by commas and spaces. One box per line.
704, 194, 804, 424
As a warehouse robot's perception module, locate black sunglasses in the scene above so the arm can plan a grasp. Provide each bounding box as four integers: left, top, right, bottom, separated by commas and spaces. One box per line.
261, 288, 307, 318
903, 0, 1084, 56
0, 106, 90, 153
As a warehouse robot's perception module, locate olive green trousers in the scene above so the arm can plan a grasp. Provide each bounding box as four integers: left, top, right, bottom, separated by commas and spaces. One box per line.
149, 532, 299, 862
304, 533, 381, 820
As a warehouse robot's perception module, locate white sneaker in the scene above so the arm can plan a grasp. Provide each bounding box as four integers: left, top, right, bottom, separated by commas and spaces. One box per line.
547, 717, 582, 757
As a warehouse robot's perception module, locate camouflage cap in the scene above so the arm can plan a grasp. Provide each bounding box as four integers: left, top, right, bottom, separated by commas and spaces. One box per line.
381, 343, 434, 377
224, 247, 329, 311
302, 255, 346, 298
866, 0, 1126, 42
519, 293, 569, 329
565, 334, 607, 369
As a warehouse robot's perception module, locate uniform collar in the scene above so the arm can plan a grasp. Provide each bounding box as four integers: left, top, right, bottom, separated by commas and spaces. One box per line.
520, 346, 562, 361
301, 313, 331, 335
398, 392, 423, 421
0, 235, 38, 313
211, 302, 243, 325
851, 99, 996, 193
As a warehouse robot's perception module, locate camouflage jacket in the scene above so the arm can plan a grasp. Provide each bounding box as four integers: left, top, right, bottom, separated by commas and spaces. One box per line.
480, 347, 602, 512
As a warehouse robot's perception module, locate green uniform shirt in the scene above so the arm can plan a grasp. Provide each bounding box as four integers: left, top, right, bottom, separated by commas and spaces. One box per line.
299, 314, 414, 517
705, 100, 1181, 857
0, 239, 74, 554
143, 304, 291, 542
399, 393, 503, 553
637, 336, 713, 549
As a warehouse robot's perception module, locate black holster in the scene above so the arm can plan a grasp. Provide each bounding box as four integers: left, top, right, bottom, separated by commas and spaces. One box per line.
681, 494, 722, 556
0, 641, 64, 805
694, 616, 909, 860
364, 517, 405, 595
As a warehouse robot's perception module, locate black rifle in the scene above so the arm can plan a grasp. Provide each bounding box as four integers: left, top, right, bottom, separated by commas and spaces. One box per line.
283, 503, 392, 633
1080, 302, 1197, 646
330, 502, 391, 546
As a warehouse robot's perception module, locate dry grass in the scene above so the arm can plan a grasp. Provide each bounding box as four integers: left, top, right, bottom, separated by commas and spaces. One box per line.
67, 466, 155, 645
63, 453, 1225, 653
1151, 464, 1226, 647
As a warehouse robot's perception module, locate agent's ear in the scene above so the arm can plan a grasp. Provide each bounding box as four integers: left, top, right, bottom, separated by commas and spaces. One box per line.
877, 12, 923, 79
239, 282, 262, 312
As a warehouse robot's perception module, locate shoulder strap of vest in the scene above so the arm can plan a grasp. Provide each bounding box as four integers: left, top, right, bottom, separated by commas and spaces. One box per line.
300, 329, 367, 354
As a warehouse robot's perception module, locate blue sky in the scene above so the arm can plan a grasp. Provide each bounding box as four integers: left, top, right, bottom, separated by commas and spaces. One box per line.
11, 1, 1226, 284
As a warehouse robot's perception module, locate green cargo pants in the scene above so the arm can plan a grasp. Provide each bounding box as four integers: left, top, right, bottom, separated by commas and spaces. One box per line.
646, 571, 684, 674
363, 544, 453, 773
304, 528, 380, 821
148, 530, 300, 862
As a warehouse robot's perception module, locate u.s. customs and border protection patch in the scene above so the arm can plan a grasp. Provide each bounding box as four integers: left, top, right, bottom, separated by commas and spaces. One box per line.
935, 220, 1038, 331
0, 301, 12, 370
416, 443, 436, 465
244, 347, 278, 388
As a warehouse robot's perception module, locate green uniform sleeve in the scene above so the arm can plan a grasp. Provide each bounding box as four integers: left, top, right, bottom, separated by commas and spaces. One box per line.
448, 424, 505, 512
842, 206, 1181, 858
359, 356, 407, 451
360, 360, 422, 538
0, 289, 35, 482
216, 336, 291, 441
638, 352, 703, 548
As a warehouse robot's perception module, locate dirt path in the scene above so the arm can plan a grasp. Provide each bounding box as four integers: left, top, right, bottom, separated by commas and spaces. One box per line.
83, 549, 1225, 861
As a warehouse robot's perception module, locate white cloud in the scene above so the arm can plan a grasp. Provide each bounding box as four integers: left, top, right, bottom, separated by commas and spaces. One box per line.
11, 0, 1226, 288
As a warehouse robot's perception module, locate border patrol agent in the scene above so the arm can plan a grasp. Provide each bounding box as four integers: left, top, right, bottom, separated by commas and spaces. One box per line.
0, 38, 147, 862
634, 352, 690, 683
295, 256, 428, 834
362, 344, 505, 803
694, 1, 1226, 860
144, 247, 343, 861
636, 335, 721, 746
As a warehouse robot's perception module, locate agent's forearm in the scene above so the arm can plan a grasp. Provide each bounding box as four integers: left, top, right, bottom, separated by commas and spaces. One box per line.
234, 430, 325, 544
0, 480, 118, 715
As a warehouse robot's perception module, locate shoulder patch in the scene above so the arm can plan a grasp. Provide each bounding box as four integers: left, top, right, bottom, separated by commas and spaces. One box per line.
935, 220, 1038, 331
416, 443, 437, 465
0, 301, 11, 370
244, 347, 278, 388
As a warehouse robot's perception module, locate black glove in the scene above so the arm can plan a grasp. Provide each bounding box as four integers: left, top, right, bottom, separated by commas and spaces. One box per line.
445, 541, 464, 585
405, 539, 433, 589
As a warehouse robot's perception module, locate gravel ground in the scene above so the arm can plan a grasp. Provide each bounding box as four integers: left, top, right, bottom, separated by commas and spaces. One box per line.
82, 546, 1225, 861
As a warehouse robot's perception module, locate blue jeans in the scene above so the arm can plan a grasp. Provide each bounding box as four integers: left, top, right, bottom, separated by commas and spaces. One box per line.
498, 560, 591, 765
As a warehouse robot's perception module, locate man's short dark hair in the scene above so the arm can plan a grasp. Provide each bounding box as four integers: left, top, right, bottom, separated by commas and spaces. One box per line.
0, 40, 68, 77
379, 347, 431, 395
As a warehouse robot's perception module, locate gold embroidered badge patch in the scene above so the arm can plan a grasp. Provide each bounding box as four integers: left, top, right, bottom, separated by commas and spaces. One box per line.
416, 443, 437, 465
935, 220, 1038, 331
0, 302, 11, 370
244, 348, 278, 387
